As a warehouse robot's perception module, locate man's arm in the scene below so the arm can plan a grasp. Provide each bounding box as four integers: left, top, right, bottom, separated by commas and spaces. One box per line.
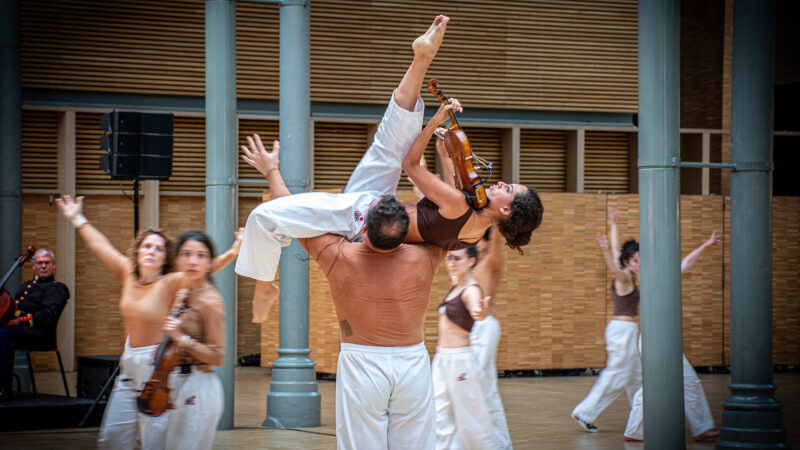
29, 283, 69, 329
241, 134, 291, 199
298, 234, 344, 273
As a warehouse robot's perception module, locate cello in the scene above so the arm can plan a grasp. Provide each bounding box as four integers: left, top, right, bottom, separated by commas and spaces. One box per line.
137, 302, 188, 416
0, 246, 36, 326
427, 79, 492, 210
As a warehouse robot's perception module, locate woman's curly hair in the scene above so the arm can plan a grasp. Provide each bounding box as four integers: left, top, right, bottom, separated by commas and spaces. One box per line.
128, 227, 175, 280
497, 185, 544, 254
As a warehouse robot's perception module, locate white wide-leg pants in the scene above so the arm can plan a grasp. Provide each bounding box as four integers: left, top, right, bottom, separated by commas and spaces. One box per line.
165, 370, 224, 450
98, 339, 170, 450
336, 342, 435, 450
470, 316, 512, 449
571, 320, 641, 424
433, 346, 501, 450
236, 93, 424, 281
623, 353, 715, 440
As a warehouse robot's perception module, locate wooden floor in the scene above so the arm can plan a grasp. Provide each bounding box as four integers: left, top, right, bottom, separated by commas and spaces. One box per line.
4, 368, 798, 449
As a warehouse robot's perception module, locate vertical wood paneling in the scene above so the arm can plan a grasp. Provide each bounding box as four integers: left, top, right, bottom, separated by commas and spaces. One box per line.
312, 122, 369, 190
238, 119, 279, 195
584, 131, 632, 193
158, 117, 206, 192
22, 111, 60, 191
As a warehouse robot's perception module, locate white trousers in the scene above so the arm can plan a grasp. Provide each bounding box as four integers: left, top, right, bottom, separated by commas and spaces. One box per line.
236, 93, 425, 281
433, 346, 501, 450
336, 342, 435, 450
470, 316, 512, 449
166, 370, 224, 450
571, 320, 641, 424
623, 354, 715, 440
98, 339, 169, 450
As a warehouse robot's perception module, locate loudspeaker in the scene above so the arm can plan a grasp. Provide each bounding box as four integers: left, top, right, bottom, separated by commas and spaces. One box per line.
76, 355, 120, 400
99, 111, 174, 180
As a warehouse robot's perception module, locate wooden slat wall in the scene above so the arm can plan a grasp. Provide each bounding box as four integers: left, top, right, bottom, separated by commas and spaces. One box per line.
21, 1, 638, 112
584, 131, 631, 193
158, 117, 206, 192
466, 128, 504, 184
261, 192, 800, 372
22, 111, 60, 191
238, 120, 279, 194
519, 130, 568, 192
312, 122, 369, 190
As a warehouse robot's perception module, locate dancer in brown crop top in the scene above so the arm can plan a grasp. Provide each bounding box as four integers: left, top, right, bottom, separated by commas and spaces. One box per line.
432, 247, 499, 448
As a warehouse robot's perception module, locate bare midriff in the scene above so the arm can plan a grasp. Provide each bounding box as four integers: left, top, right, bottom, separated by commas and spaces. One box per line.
610, 315, 638, 322
437, 314, 472, 349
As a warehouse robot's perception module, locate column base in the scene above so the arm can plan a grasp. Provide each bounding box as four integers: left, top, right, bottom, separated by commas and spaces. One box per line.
718, 384, 789, 448
264, 391, 321, 429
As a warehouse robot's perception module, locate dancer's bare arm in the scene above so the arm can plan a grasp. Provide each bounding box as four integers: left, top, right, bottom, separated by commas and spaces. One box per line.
241, 134, 291, 199
402, 101, 466, 217
434, 128, 457, 189
596, 233, 623, 278
607, 207, 623, 271
681, 231, 721, 273
463, 285, 490, 321
485, 226, 505, 274
56, 195, 130, 280
211, 227, 244, 274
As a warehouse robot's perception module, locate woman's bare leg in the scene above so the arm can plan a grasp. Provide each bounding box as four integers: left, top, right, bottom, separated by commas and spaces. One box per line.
394, 15, 449, 111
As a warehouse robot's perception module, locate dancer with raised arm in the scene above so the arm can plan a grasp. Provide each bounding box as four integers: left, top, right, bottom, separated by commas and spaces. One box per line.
470, 227, 512, 448
571, 207, 641, 433
623, 231, 722, 442
433, 247, 499, 449
56, 196, 241, 449
238, 15, 544, 324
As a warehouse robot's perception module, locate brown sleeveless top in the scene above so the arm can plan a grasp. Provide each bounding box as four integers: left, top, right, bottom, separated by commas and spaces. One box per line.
438, 284, 480, 332
416, 197, 476, 251
611, 280, 640, 316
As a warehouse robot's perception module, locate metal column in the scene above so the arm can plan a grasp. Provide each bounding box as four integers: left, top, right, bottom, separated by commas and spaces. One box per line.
0, 0, 21, 289
638, 0, 685, 447
718, 0, 788, 447
205, 0, 238, 430
264, 0, 320, 429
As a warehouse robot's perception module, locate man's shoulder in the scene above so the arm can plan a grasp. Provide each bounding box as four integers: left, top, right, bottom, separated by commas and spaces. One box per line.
398, 242, 443, 258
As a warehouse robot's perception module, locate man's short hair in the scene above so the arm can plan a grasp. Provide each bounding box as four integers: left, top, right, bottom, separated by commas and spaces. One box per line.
33, 248, 55, 261
366, 195, 409, 250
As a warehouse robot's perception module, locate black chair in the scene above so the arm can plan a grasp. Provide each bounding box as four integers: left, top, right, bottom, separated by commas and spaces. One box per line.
17, 343, 70, 397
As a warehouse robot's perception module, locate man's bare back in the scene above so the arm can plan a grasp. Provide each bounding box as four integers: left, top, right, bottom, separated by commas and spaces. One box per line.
300, 234, 443, 346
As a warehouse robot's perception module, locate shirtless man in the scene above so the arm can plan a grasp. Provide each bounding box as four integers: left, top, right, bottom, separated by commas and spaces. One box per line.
299, 195, 444, 449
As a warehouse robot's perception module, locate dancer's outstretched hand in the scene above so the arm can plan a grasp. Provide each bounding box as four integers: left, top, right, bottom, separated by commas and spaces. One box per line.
472, 295, 491, 321
596, 233, 609, 249
242, 133, 280, 177
704, 230, 721, 248
232, 227, 245, 254
55, 195, 88, 228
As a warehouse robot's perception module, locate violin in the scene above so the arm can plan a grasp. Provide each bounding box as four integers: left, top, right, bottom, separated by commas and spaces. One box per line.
427, 79, 490, 210
137, 303, 188, 416
0, 246, 36, 326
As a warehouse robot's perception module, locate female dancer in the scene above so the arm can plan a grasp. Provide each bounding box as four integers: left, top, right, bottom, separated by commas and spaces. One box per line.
236, 15, 544, 322
432, 247, 499, 449
162, 231, 227, 450
55, 195, 241, 449
470, 226, 512, 449
571, 207, 641, 433
623, 231, 722, 442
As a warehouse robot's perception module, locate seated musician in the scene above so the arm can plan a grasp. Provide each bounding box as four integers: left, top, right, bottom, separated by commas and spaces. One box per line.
0, 249, 69, 401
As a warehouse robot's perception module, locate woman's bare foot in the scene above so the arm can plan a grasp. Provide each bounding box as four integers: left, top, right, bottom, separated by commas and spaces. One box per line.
694, 429, 720, 442
412, 15, 449, 59
252, 280, 279, 323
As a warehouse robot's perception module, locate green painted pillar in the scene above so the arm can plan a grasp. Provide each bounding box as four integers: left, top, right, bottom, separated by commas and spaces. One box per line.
0, 0, 21, 289
718, 0, 788, 447
264, 0, 320, 429
638, 0, 685, 447
205, 0, 238, 430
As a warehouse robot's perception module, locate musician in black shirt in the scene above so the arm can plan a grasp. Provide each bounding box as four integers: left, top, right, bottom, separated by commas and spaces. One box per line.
0, 249, 69, 400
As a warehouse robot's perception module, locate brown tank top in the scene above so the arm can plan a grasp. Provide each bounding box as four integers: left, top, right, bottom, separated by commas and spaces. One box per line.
438, 284, 479, 332
416, 197, 476, 251
611, 280, 640, 316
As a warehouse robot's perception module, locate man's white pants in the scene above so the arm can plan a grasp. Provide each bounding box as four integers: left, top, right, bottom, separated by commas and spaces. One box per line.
336, 342, 435, 450
571, 320, 641, 424
236, 93, 425, 281
166, 370, 224, 450
433, 346, 501, 450
623, 354, 715, 440
470, 316, 512, 449
98, 339, 169, 450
